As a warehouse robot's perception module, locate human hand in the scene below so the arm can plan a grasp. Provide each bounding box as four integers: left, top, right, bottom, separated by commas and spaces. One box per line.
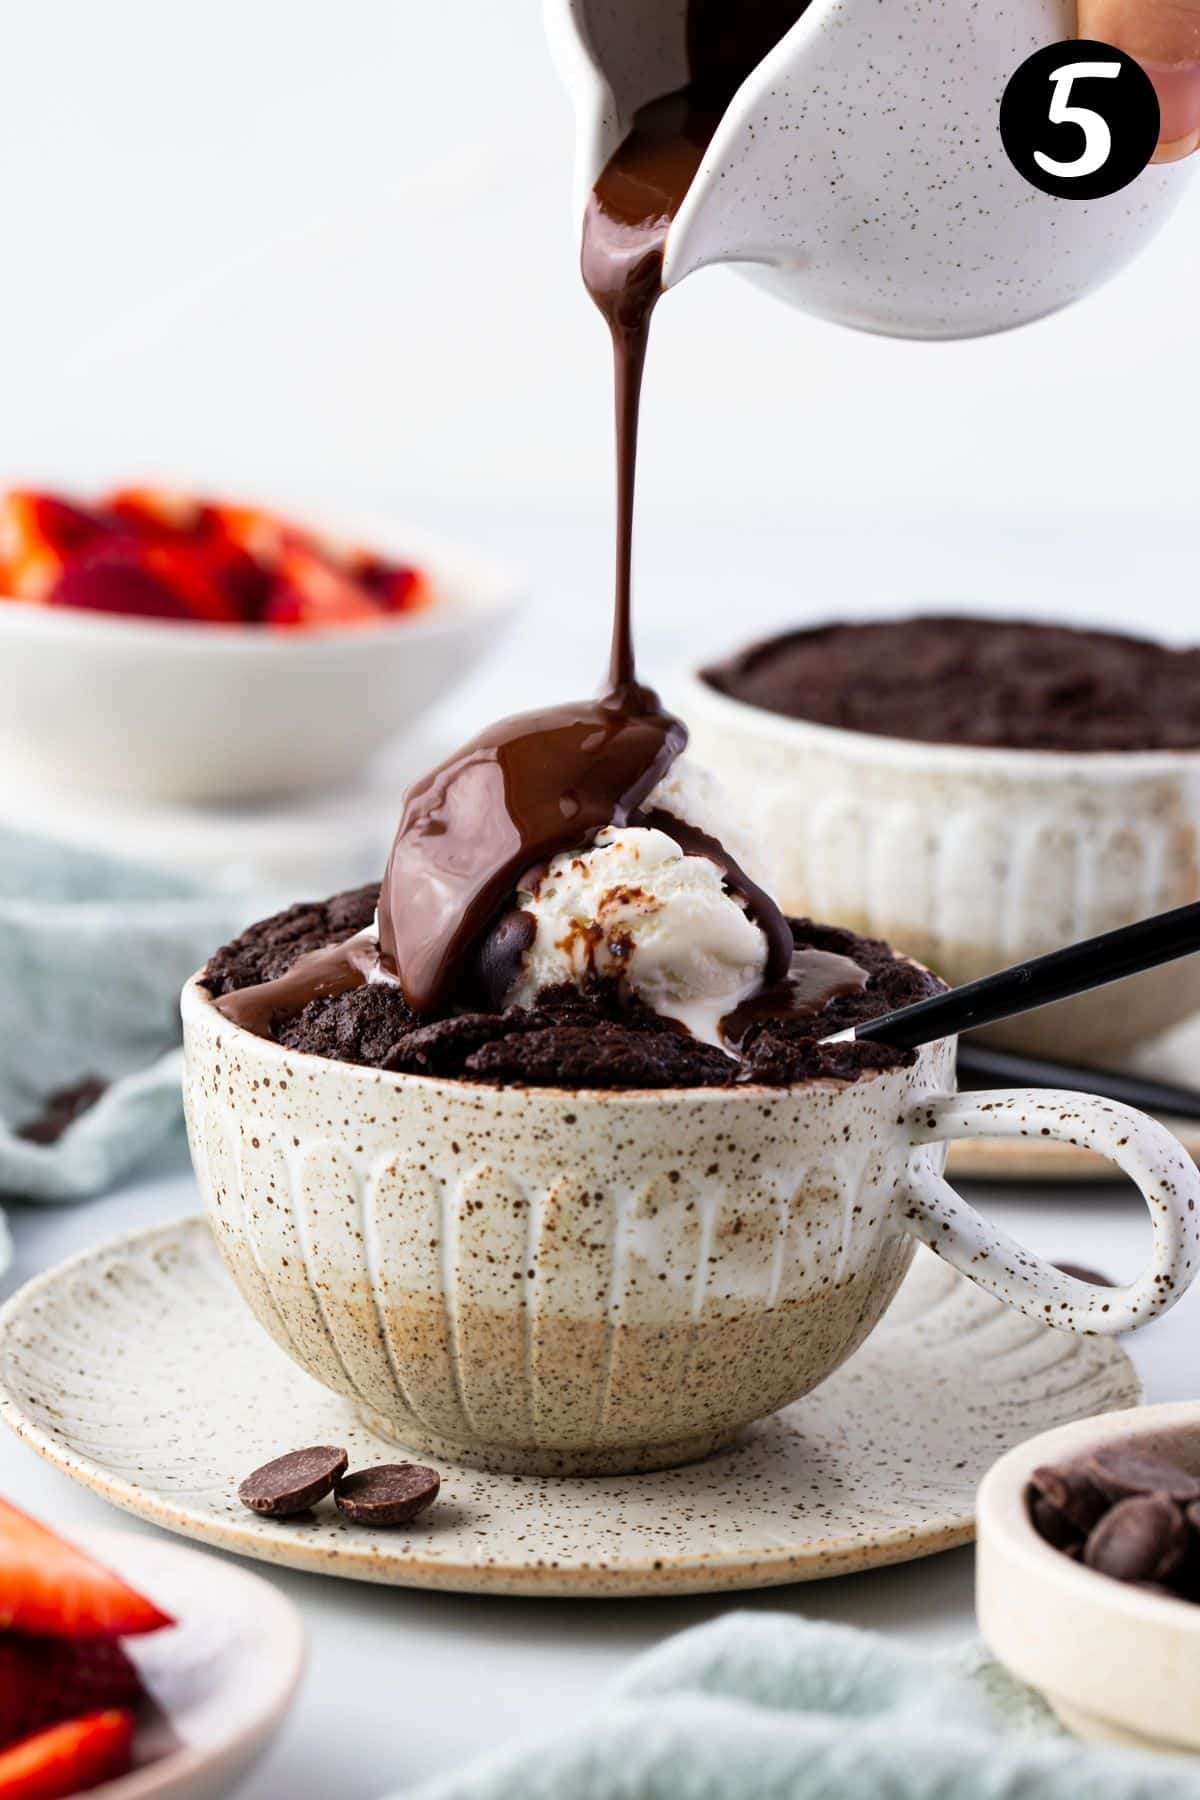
1078, 0, 1200, 157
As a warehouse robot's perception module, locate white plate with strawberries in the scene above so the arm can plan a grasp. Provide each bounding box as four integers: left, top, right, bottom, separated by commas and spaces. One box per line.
0, 1499, 304, 1799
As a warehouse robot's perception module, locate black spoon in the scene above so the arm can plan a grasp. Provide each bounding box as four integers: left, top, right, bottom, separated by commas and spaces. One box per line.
823, 899, 1200, 1055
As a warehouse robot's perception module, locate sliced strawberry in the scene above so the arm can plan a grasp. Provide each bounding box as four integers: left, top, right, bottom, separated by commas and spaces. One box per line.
1, 548, 68, 605
380, 567, 428, 613
47, 543, 242, 625
0, 1500, 172, 1639
210, 502, 292, 569
190, 532, 271, 623
0, 1640, 140, 1751
0, 1711, 133, 1800
47, 547, 194, 622
262, 543, 386, 630
138, 544, 243, 625
0, 494, 111, 602
102, 492, 269, 621
354, 555, 429, 614
103, 486, 208, 541
0, 493, 110, 558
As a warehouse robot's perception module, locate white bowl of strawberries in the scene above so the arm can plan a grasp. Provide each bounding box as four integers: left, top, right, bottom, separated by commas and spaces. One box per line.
0, 1494, 303, 1799
0, 488, 523, 804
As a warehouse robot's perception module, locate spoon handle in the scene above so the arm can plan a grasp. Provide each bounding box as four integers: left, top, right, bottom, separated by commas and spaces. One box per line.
954, 1042, 1200, 1122
837, 900, 1200, 1053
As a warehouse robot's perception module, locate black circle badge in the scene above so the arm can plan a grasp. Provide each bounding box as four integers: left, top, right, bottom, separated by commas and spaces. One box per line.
1000, 40, 1160, 199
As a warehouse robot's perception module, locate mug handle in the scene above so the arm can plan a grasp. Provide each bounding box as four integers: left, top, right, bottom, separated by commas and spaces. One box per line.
900, 1088, 1200, 1334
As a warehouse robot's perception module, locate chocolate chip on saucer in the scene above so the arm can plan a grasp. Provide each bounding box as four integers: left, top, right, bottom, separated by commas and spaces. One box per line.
238, 1446, 349, 1517
334, 1464, 440, 1527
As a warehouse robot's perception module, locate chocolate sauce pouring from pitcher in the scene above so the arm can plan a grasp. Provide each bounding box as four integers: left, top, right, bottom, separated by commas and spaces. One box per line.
221, 1, 840, 1036
372, 2, 814, 1012
583, 0, 811, 688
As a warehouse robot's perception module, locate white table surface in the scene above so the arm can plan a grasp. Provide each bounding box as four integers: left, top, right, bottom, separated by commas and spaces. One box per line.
4, 507, 1199, 1797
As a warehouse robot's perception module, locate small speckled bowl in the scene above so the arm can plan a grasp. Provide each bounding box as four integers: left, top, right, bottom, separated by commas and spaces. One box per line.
182, 978, 1200, 1476
680, 669, 1200, 1060
978, 1403, 1200, 1754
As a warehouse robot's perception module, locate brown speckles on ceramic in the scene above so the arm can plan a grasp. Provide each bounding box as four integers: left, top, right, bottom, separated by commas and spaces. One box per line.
185, 979, 953, 1474
0, 1218, 1142, 1598
179, 979, 1199, 1476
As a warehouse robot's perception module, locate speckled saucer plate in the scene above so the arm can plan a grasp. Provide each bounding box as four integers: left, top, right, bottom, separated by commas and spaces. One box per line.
948, 1017, 1200, 1183
0, 1218, 1139, 1599
64, 1527, 304, 1800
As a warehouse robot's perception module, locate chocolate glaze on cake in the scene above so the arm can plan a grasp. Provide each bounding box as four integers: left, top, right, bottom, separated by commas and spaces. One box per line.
204, 887, 941, 1088
205, 885, 379, 996
705, 618, 1200, 753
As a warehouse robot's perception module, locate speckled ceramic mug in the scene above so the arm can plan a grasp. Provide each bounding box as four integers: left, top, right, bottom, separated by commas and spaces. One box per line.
182, 977, 1200, 1475
680, 670, 1200, 1060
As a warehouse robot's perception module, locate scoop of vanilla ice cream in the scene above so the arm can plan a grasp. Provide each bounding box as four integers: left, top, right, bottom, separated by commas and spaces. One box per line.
505, 822, 769, 1047
645, 759, 775, 892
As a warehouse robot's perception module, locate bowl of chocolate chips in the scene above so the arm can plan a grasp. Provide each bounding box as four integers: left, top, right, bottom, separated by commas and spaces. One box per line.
682, 617, 1200, 1060
977, 1402, 1200, 1754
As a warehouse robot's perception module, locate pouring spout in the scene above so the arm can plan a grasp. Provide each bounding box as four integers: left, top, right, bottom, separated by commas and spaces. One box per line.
544, 0, 692, 224
661, 0, 833, 289
546, 0, 827, 279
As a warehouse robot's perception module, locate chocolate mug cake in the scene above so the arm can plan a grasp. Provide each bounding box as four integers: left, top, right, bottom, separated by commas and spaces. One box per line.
186, 706, 1200, 1476
203, 881, 938, 1090
186, 849, 1200, 1476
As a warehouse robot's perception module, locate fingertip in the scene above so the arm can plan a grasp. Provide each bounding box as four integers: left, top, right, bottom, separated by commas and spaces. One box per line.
1137, 59, 1200, 149
1151, 126, 1200, 161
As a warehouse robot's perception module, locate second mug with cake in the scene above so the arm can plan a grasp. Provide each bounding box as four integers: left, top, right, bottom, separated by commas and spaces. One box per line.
686, 619, 1200, 1059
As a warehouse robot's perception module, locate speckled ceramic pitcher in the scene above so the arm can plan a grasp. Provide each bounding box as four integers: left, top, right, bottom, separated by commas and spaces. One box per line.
183, 976, 1200, 1476
546, 0, 1192, 337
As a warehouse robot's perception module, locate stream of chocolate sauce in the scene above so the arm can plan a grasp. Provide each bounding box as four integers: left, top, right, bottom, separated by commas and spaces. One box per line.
217, 0, 859, 1043
369, 3, 817, 1014
583, 0, 812, 688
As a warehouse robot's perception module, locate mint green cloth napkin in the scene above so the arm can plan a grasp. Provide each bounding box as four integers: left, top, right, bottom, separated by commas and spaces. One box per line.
407, 1614, 1200, 1799
0, 831, 271, 1220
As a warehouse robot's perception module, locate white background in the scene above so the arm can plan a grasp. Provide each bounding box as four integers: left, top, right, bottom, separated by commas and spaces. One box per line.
2, 8, 1200, 1795
0, 0, 1195, 528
